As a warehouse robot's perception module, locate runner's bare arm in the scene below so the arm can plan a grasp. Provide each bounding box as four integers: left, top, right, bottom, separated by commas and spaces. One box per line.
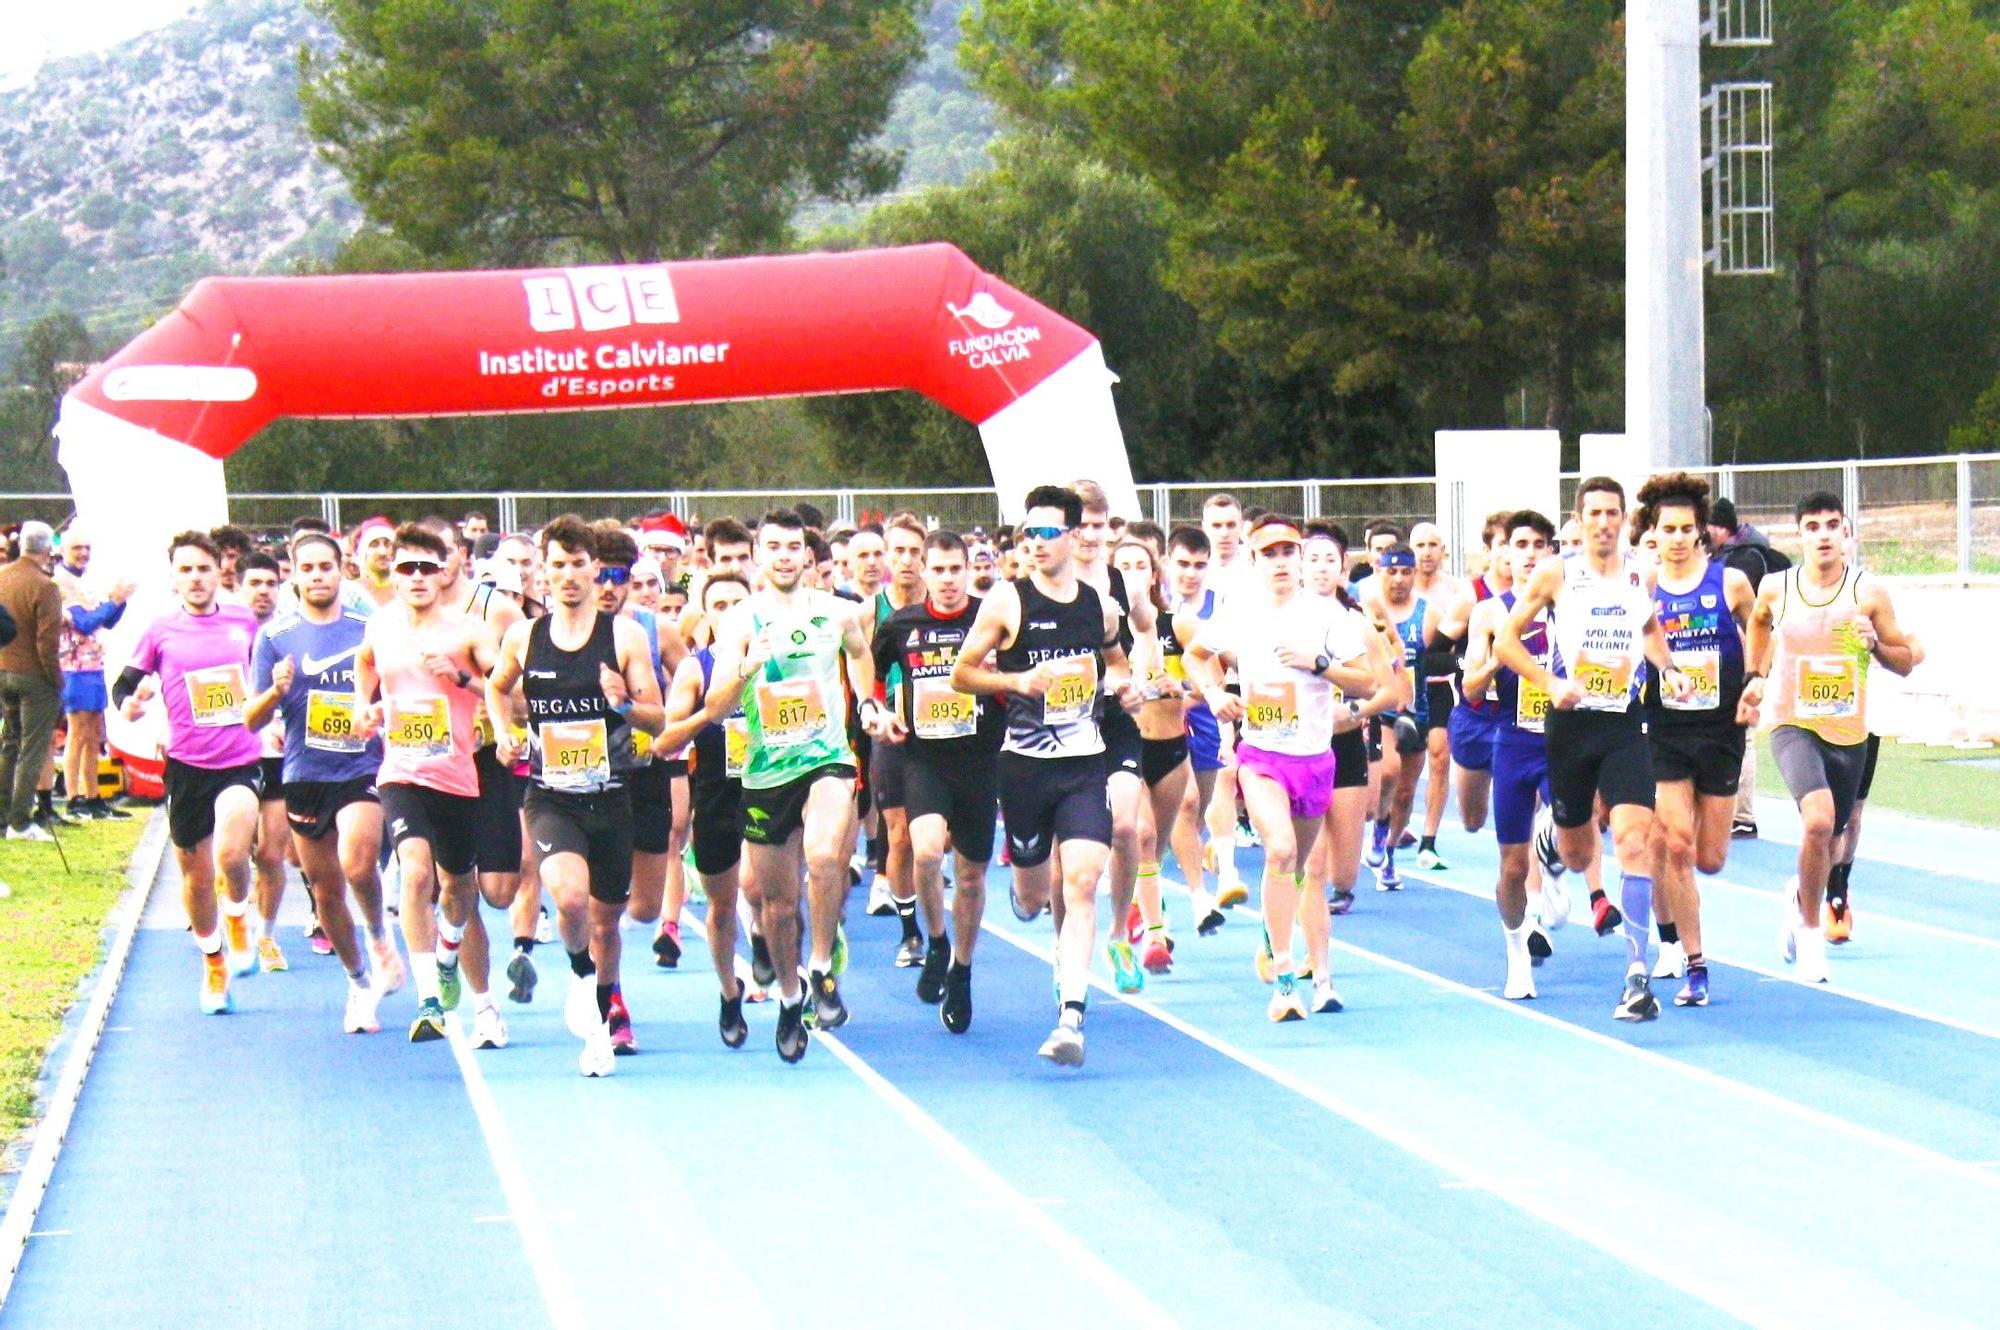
1357, 623, 1400, 716
1723, 567, 1756, 631
1643, 613, 1693, 701
839, 600, 879, 716
1494, 559, 1563, 696
352, 632, 383, 739
1182, 635, 1242, 724
482, 620, 530, 761
610, 616, 666, 736
952, 582, 1032, 697
655, 657, 717, 754
703, 602, 760, 715
1859, 582, 1922, 677
1460, 599, 1504, 700
1740, 573, 1782, 711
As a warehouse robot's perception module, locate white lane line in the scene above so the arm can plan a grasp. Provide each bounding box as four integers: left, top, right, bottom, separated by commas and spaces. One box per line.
1399, 864, 2000, 1042
1700, 875, 2000, 951
976, 922, 1790, 1330
444, 1017, 586, 1330
0, 813, 169, 1311
682, 918, 1173, 1328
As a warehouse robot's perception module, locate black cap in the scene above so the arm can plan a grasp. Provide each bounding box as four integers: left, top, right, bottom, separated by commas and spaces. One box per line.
1710, 498, 1739, 532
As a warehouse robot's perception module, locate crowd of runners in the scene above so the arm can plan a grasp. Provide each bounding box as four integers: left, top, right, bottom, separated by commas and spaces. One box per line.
0, 470, 1923, 1071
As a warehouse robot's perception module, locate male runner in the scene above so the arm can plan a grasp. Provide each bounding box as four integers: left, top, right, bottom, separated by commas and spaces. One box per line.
246, 531, 402, 1035
870, 513, 928, 962
350, 517, 398, 612
355, 524, 505, 1047
488, 516, 665, 1074
953, 485, 1139, 1067
706, 509, 877, 1064
1162, 525, 1227, 934
1359, 544, 1428, 889
1496, 478, 1693, 1021
1187, 516, 1377, 1020
112, 531, 264, 1012
1197, 493, 1252, 905
871, 530, 1003, 1031
1409, 522, 1464, 868
1743, 490, 1918, 985
239, 552, 293, 970
1638, 472, 1757, 1007
1424, 513, 1515, 865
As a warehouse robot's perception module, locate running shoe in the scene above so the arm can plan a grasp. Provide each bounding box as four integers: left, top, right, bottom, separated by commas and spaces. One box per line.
1674, 964, 1710, 1008
306, 924, 334, 957
535, 906, 553, 945
830, 923, 849, 978
1539, 873, 1571, 930
1215, 878, 1249, 910
1504, 945, 1536, 1001
1591, 895, 1623, 937
895, 935, 924, 969
472, 1004, 509, 1049
371, 935, 406, 994
1254, 930, 1276, 984
1141, 935, 1173, 974
199, 959, 232, 1015
916, 936, 949, 1004
256, 935, 287, 973
750, 933, 777, 987
1125, 901, 1145, 946
1613, 966, 1660, 1022
653, 919, 682, 968
342, 982, 380, 1034
506, 948, 537, 1004
1826, 899, 1853, 945
564, 973, 599, 1038
439, 957, 465, 1011
1235, 817, 1260, 849
941, 965, 973, 1034
735, 954, 770, 1003
1794, 926, 1830, 985
1778, 876, 1801, 964
1327, 888, 1356, 917
1267, 975, 1308, 1023
1008, 876, 1042, 921
578, 1024, 616, 1077
719, 984, 749, 1048
409, 997, 447, 1042
806, 969, 848, 1030
1311, 976, 1344, 1014
1527, 923, 1553, 965
1416, 846, 1449, 871
1396, 829, 1418, 850
1652, 939, 1688, 980
866, 874, 895, 917
88, 798, 133, 821
1037, 1021, 1085, 1067
607, 993, 636, 1055
1364, 819, 1388, 870
1532, 805, 1567, 879
1192, 884, 1226, 933
1375, 855, 1402, 892
776, 998, 809, 1063
1106, 939, 1144, 994
1731, 818, 1758, 839
224, 914, 256, 977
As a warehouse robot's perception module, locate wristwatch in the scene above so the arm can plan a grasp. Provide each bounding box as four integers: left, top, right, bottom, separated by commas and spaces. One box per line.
1314, 653, 1331, 676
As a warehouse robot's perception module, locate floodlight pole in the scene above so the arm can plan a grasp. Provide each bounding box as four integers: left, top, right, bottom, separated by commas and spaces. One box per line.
1626, 0, 1709, 469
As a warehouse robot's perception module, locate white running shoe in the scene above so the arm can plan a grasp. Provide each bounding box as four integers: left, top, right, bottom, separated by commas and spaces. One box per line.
342, 982, 381, 1034
579, 1024, 616, 1077
472, 1004, 509, 1050
1267, 977, 1308, 1023
370, 935, 406, 995
535, 906, 554, 945
564, 973, 600, 1038
1794, 925, 1830, 985
1652, 939, 1688, 980
1539, 873, 1571, 930
1779, 875, 1802, 964
865, 874, 895, 918
1504, 938, 1537, 1001
1037, 1022, 1085, 1067
1310, 975, 1344, 1014
1532, 804, 1567, 880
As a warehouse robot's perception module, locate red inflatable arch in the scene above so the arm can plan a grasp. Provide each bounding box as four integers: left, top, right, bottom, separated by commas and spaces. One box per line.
57, 243, 1133, 573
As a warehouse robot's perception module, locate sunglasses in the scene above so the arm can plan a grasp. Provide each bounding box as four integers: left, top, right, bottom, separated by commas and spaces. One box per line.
1019, 525, 1068, 542
596, 565, 632, 586
393, 559, 442, 576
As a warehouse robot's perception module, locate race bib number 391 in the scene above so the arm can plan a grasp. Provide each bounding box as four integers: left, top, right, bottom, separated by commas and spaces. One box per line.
1572, 655, 1635, 712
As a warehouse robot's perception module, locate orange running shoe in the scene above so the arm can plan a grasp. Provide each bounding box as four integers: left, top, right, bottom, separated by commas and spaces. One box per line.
200, 955, 232, 1015
1826, 900, 1853, 945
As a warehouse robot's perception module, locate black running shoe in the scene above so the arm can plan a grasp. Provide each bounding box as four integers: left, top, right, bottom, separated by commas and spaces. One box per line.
916, 936, 949, 1004
940, 966, 972, 1034
719, 984, 748, 1049
652, 924, 681, 968
1527, 926, 1553, 963
775, 998, 808, 1063
91, 799, 133, 820
750, 934, 777, 988
806, 969, 848, 1030
1613, 968, 1661, 1022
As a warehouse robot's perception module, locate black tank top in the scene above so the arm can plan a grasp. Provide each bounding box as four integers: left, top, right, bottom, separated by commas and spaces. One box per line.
524, 611, 633, 792
996, 576, 1106, 758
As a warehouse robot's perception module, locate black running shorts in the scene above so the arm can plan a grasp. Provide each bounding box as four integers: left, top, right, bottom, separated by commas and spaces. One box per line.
627, 761, 674, 855
525, 786, 634, 903
1858, 731, 1881, 802
1543, 709, 1654, 828
380, 781, 479, 877
164, 758, 262, 850
1100, 707, 1143, 780
1140, 734, 1189, 788
258, 756, 285, 804
868, 736, 907, 812
1331, 726, 1370, 791
997, 751, 1111, 867
905, 745, 999, 864
1649, 724, 1747, 798
741, 764, 857, 849
284, 775, 378, 842
1770, 724, 1870, 838
690, 766, 744, 876
473, 745, 524, 875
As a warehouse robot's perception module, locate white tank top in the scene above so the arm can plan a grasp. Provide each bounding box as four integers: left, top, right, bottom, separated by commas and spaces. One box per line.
1550, 552, 1651, 714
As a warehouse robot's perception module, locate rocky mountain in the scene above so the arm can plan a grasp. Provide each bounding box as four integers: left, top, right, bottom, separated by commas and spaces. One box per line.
0, 0, 993, 372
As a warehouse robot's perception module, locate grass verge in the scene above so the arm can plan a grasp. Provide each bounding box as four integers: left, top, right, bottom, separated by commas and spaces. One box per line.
0, 815, 151, 1146
1756, 731, 2000, 831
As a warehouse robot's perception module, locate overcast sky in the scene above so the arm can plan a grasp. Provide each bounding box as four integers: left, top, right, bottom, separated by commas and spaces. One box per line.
0, 1, 197, 82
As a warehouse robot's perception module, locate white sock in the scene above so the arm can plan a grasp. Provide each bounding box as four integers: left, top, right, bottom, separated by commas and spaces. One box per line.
411, 953, 440, 1002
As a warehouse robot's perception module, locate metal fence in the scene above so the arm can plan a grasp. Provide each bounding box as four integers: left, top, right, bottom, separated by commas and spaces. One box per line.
7, 451, 1997, 580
